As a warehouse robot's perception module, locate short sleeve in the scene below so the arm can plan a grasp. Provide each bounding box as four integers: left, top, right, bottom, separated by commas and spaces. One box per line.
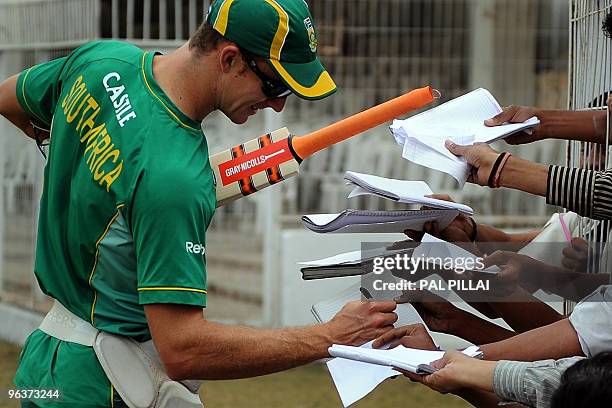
16, 56, 69, 126
131, 167, 213, 307
569, 285, 612, 357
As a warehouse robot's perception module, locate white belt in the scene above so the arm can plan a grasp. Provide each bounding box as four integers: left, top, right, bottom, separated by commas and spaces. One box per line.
38, 300, 203, 408
39, 300, 99, 346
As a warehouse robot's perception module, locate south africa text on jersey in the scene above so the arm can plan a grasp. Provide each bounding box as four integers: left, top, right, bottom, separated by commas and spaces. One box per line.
60, 74, 132, 192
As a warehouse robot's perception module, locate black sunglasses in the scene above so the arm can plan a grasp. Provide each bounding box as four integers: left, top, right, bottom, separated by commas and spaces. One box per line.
240, 49, 291, 98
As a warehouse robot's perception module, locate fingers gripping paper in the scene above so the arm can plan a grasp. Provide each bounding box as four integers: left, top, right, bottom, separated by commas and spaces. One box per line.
389, 88, 539, 187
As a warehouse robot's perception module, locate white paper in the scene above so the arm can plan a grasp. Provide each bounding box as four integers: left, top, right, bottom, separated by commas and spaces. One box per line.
389, 88, 540, 186
327, 342, 482, 407
397, 126, 475, 162
414, 234, 500, 274
324, 295, 430, 407
304, 213, 341, 226
312, 282, 427, 325
318, 281, 486, 406
400, 135, 472, 187
302, 209, 459, 233
298, 245, 407, 267
297, 250, 364, 267
330, 344, 445, 372
344, 171, 474, 215
327, 344, 399, 407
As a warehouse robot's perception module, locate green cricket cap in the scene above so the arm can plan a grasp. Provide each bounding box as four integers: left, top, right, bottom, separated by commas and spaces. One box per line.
206, 0, 337, 100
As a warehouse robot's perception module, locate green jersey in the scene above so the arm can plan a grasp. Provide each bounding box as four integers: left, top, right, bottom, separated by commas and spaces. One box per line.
14, 41, 216, 406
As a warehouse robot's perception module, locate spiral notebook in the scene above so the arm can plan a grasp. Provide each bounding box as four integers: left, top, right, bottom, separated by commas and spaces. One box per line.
302, 209, 458, 234
345, 171, 474, 214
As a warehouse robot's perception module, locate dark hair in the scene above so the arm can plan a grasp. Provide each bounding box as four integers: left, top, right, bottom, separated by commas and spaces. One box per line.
603, 11, 612, 38
551, 352, 612, 408
188, 22, 227, 55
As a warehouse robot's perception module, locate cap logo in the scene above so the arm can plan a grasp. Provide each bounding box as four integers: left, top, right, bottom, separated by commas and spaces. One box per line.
303, 17, 317, 53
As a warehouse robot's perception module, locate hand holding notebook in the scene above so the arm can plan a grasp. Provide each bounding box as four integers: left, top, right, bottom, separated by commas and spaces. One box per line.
389, 88, 539, 186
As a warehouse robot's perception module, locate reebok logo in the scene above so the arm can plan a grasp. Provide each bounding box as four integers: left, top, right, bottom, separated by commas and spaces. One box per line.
185, 241, 205, 255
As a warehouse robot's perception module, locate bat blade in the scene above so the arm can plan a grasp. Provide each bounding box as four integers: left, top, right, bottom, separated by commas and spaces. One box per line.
211, 127, 299, 207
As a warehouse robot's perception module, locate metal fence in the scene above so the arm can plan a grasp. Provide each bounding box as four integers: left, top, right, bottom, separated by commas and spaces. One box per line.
568, 0, 612, 278
0, 0, 571, 325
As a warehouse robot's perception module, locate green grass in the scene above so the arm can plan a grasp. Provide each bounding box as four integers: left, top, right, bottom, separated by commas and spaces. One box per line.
0, 340, 469, 408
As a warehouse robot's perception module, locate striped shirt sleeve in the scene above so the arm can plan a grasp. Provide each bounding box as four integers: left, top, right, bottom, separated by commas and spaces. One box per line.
493, 357, 584, 408
547, 165, 612, 220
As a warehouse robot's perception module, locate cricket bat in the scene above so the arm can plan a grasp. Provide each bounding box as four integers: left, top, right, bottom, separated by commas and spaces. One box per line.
211, 86, 435, 207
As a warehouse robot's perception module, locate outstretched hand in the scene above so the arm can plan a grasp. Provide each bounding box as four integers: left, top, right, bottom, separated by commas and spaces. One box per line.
561, 237, 589, 273
444, 141, 499, 186
394, 290, 466, 335
485, 105, 542, 145
403, 194, 475, 243
327, 300, 398, 347
402, 351, 495, 395
372, 323, 438, 351
483, 250, 547, 294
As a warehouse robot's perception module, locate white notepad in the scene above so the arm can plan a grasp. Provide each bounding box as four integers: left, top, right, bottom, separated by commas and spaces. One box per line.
389, 88, 539, 186
298, 245, 408, 267
315, 283, 433, 407
302, 209, 458, 234
344, 171, 474, 214
329, 344, 482, 375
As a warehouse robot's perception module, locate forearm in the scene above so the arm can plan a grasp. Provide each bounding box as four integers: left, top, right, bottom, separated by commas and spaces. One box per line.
475, 224, 539, 252
537, 270, 610, 302
167, 320, 331, 380
537, 109, 607, 144
480, 318, 583, 361
451, 309, 515, 345
486, 290, 563, 333
473, 223, 510, 243
456, 359, 497, 393
0, 74, 37, 140
502, 230, 540, 247
148, 301, 397, 380
454, 389, 501, 408
498, 156, 549, 197
546, 165, 612, 220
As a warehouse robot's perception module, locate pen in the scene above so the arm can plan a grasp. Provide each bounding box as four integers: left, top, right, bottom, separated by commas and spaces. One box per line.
558, 212, 572, 243
360, 286, 374, 300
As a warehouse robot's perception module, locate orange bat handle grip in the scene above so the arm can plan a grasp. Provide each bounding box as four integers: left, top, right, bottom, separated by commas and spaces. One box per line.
291, 86, 434, 160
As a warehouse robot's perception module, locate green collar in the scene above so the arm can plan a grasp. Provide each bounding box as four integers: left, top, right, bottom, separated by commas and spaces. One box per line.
140, 51, 202, 132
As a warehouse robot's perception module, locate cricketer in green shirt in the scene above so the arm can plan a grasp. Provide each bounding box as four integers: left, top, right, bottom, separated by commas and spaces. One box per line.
13, 40, 216, 407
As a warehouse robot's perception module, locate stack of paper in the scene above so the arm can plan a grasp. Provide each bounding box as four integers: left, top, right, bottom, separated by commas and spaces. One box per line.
315, 282, 437, 407
329, 344, 483, 374
298, 246, 414, 280
327, 337, 482, 407
302, 209, 458, 234
389, 88, 539, 186
344, 171, 474, 214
